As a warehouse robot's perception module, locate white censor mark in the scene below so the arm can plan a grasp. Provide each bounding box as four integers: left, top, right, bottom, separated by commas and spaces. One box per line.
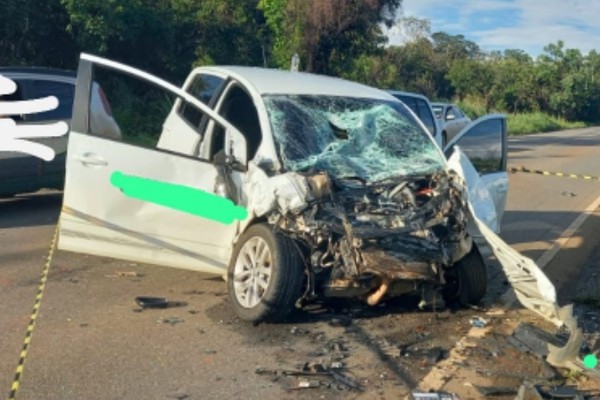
0, 74, 69, 161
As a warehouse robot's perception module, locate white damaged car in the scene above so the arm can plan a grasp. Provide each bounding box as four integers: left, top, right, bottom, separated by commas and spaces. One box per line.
58, 54, 545, 325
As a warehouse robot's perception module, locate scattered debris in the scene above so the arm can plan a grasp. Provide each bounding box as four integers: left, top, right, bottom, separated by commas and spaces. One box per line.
157, 317, 184, 325
203, 349, 217, 355
469, 316, 488, 328
562, 191, 577, 197
329, 316, 353, 328
290, 326, 311, 336
135, 296, 188, 309
105, 271, 143, 278
474, 385, 518, 396
411, 391, 460, 399
255, 364, 362, 391
514, 383, 544, 400
376, 337, 401, 358
485, 308, 506, 316
330, 362, 344, 369
166, 391, 190, 400
535, 384, 588, 400
183, 289, 205, 295
406, 347, 444, 365
290, 379, 321, 390
508, 323, 566, 357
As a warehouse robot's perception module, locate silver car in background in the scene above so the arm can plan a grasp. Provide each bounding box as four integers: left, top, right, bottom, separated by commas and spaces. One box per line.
432, 102, 471, 146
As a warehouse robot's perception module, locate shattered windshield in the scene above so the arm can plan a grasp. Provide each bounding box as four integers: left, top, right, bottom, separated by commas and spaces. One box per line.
264, 95, 446, 183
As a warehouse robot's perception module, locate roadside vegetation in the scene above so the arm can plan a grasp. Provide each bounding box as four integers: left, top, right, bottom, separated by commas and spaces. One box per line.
457, 98, 588, 135
2, 0, 598, 135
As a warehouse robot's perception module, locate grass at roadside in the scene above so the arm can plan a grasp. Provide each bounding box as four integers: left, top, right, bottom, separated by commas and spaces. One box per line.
457, 99, 590, 136
507, 112, 587, 135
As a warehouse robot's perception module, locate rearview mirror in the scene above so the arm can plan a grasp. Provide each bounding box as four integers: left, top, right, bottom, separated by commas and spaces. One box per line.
446, 114, 456, 121
225, 127, 248, 168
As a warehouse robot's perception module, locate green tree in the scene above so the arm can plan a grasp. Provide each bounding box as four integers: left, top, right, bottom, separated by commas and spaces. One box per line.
1, 0, 78, 68
259, 0, 402, 74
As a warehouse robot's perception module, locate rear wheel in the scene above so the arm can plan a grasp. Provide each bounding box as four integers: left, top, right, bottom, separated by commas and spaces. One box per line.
227, 224, 305, 322
443, 245, 487, 306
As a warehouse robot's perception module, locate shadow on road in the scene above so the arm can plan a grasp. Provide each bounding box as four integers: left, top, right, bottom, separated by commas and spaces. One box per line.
0, 191, 62, 229
501, 209, 600, 260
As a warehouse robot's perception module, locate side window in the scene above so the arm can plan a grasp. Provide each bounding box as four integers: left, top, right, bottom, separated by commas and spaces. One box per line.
416, 99, 436, 136
450, 118, 504, 174
28, 80, 74, 122
445, 107, 456, 120
392, 95, 436, 137
178, 74, 224, 129
453, 106, 463, 118
90, 65, 180, 148
0, 78, 25, 121
209, 85, 261, 161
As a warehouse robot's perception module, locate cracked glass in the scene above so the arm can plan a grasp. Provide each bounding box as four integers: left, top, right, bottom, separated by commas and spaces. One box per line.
264, 95, 445, 183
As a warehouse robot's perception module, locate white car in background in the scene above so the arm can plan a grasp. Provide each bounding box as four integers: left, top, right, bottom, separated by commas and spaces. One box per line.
0, 67, 121, 197
57, 54, 510, 323
432, 102, 472, 146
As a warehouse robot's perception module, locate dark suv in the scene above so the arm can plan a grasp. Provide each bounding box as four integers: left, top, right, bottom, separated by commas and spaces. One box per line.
0, 67, 120, 197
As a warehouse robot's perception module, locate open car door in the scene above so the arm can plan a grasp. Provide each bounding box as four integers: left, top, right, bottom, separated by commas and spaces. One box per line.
444, 114, 508, 233
58, 54, 248, 275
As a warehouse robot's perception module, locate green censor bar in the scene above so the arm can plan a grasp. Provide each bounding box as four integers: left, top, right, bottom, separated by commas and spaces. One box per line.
584, 354, 598, 369
110, 171, 248, 225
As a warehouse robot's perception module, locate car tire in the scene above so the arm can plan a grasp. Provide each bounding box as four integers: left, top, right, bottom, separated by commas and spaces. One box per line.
227, 224, 305, 323
443, 245, 487, 306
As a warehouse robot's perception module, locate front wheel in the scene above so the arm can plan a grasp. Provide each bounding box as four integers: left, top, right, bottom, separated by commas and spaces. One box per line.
443, 245, 487, 306
227, 224, 305, 323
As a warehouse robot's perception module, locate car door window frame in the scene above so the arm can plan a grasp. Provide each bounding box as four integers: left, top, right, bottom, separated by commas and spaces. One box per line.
204, 81, 262, 163
26, 78, 75, 122
177, 73, 228, 132
73, 54, 249, 170
443, 115, 507, 175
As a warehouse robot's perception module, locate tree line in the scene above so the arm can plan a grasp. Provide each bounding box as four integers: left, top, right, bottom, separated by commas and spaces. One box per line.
1, 0, 598, 123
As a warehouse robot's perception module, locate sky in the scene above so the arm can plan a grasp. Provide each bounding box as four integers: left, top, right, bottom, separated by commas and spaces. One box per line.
386, 0, 600, 57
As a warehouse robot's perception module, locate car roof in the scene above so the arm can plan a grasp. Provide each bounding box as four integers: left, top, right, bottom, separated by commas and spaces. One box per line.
0, 66, 76, 78
385, 90, 431, 102
192, 66, 397, 100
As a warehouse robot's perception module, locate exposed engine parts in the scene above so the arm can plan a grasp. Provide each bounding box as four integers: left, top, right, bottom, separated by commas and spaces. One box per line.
268, 170, 473, 306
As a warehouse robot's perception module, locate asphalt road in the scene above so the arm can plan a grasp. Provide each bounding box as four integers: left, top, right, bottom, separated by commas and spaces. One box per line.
2, 127, 600, 399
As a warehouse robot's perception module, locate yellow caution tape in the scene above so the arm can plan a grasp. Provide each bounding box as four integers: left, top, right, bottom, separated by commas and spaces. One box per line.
509, 166, 600, 181
8, 226, 58, 400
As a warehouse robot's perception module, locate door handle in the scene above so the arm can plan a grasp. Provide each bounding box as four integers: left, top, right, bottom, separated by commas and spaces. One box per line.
74, 153, 108, 167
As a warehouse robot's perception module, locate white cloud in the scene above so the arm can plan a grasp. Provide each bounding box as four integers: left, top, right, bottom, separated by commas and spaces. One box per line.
476, 0, 600, 55
387, 0, 600, 55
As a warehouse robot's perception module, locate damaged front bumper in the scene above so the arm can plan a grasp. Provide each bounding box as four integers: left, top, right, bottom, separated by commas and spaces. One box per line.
246, 162, 475, 306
